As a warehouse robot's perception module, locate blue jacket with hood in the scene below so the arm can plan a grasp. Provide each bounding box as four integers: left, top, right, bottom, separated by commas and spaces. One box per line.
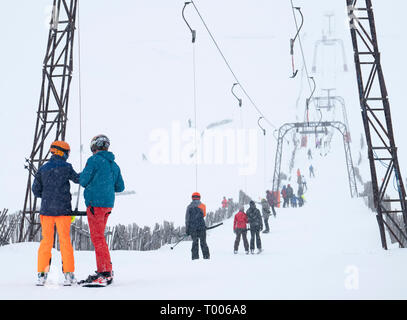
79, 151, 125, 208
32, 155, 79, 216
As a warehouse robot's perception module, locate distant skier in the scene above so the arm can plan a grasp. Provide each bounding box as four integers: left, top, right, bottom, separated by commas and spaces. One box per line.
301, 175, 308, 191
222, 196, 228, 209
266, 190, 277, 217
307, 148, 312, 160
281, 185, 288, 208
260, 198, 271, 233
298, 185, 304, 207
32, 141, 79, 286
286, 184, 294, 207
246, 201, 263, 254
78, 135, 125, 287
233, 208, 249, 254
297, 168, 301, 179
300, 194, 306, 206
291, 195, 298, 208
309, 164, 315, 178
185, 192, 210, 260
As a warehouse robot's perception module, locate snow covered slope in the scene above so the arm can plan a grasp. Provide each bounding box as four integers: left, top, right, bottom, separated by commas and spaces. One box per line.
1, 144, 406, 300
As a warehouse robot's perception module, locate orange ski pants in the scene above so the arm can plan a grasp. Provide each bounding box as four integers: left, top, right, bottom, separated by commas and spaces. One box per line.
37, 215, 75, 273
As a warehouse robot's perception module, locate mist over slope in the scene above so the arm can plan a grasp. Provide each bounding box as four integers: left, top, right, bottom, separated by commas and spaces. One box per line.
0, 0, 406, 231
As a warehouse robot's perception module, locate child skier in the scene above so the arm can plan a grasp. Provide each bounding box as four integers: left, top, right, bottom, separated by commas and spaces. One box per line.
78, 135, 125, 287
32, 141, 79, 286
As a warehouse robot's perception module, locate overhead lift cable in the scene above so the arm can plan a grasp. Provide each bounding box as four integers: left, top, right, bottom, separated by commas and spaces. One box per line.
258, 117, 267, 190
183, 2, 199, 192
74, 0, 84, 215
188, 1, 278, 131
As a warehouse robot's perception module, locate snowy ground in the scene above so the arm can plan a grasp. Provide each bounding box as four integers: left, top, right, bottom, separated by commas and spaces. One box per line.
2, 145, 407, 300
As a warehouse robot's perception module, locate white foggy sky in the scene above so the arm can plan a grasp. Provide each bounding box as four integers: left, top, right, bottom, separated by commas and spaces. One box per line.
0, 0, 406, 226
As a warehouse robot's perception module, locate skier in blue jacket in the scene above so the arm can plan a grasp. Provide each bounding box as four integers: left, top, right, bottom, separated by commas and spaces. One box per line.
32, 141, 79, 286
78, 134, 125, 287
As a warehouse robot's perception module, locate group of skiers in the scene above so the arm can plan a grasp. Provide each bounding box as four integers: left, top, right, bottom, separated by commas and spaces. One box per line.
280, 168, 311, 208
232, 201, 264, 254
184, 190, 279, 258
34, 136, 316, 283
32, 135, 125, 287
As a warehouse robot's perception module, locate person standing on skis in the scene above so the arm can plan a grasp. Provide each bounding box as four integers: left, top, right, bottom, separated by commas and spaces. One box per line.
266, 190, 277, 217
221, 196, 228, 209
185, 192, 210, 260
32, 141, 79, 286
286, 184, 294, 207
246, 201, 263, 254
307, 149, 312, 160
233, 207, 249, 254
309, 164, 315, 178
281, 185, 288, 208
78, 135, 125, 287
260, 198, 271, 233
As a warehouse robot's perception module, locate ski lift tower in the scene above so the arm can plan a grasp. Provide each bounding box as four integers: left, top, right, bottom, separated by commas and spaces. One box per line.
19, 0, 78, 242
347, 0, 407, 249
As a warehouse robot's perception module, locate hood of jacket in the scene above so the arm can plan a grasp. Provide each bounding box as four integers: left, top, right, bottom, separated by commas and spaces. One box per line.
95, 150, 115, 162
190, 199, 201, 207
50, 154, 67, 163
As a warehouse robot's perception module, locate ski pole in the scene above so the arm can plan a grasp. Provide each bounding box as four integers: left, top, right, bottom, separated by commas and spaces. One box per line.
170, 234, 188, 250
205, 222, 223, 230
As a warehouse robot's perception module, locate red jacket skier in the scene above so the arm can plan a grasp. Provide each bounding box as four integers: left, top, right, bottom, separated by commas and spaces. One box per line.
234, 210, 248, 230
222, 197, 228, 209
233, 209, 249, 254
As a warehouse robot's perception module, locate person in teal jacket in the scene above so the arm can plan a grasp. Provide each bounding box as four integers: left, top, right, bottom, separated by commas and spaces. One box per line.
78, 134, 124, 287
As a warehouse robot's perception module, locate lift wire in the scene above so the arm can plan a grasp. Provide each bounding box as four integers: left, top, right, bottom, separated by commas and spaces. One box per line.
74, 0, 84, 213
258, 117, 267, 191
193, 43, 198, 192
183, 2, 199, 192
238, 97, 247, 192
189, 0, 279, 132
295, 63, 306, 110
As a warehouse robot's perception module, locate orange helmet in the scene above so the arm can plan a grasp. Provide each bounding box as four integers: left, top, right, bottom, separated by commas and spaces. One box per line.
50, 141, 70, 157
192, 192, 201, 200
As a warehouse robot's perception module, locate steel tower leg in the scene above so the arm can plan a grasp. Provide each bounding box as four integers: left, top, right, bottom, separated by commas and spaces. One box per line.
347, 0, 407, 249
19, 0, 78, 242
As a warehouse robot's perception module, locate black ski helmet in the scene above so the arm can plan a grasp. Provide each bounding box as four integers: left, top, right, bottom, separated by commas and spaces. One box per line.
90, 134, 110, 153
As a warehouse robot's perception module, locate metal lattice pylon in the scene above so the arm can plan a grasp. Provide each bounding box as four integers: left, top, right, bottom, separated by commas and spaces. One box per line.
19, 0, 78, 242
347, 0, 407, 249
